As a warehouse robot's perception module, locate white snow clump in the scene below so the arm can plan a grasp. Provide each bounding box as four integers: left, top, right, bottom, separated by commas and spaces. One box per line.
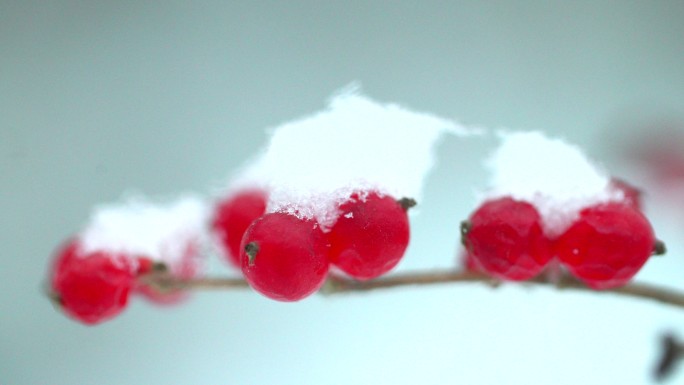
234, 87, 469, 229
483, 131, 624, 237
80, 195, 209, 266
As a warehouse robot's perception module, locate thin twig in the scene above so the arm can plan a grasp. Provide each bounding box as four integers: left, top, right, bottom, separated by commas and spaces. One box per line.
140, 269, 684, 309
138, 274, 249, 292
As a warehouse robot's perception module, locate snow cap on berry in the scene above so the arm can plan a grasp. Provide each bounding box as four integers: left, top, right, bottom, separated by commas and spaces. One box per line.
237, 85, 470, 229
484, 131, 625, 237
80, 195, 209, 269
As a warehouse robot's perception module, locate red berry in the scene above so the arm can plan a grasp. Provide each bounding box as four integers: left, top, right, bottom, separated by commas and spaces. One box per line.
212, 189, 268, 267
135, 256, 156, 276
50, 240, 135, 325
240, 213, 329, 301
326, 191, 412, 280
610, 178, 643, 211
134, 241, 200, 306
556, 202, 656, 289
462, 197, 553, 281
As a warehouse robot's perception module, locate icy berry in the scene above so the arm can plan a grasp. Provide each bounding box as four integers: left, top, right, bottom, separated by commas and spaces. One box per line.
50, 239, 135, 325
240, 212, 329, 301
326, 191, 413, 281
461, 197, 553, 281
212, 188, 268, 267
556, 202, 657, 289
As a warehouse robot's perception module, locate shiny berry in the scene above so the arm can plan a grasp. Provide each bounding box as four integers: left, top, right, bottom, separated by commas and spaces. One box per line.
462, 197, 553, 281
556, 202, 656, 289
50, 240, 135, 325
240, 213, 329, 301
212, 188, 268, 267
326, 191, 412, 280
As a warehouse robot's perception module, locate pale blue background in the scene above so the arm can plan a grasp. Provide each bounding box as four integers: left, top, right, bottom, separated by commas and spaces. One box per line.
2, 1, 684, 384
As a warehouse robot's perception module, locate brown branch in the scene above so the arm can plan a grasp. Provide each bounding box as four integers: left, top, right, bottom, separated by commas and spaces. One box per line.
138, 274, 249, 292
140, 269, 684, 309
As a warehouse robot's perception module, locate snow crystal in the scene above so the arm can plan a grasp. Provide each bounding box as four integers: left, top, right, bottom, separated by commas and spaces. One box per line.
483, 131, 624, 237
235, 87, 469, 229
80, 195, 209, 265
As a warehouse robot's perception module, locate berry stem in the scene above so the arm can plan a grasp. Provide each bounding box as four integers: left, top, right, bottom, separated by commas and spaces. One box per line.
245, 242, 259, 267
138, 268, 684, 309
397, 197, 417, 211
654, 239, 667, 256
459, 220, 471, 247
138, 273, 249, 292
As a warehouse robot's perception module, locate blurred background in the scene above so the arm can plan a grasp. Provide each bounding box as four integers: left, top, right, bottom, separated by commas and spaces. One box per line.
2, 1, 684, 384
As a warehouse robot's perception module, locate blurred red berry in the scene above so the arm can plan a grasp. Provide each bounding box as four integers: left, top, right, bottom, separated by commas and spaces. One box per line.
628, 127, 684, 187
462, 197, 553, 281
50, 239, 135, 325
134, 241, 200, 306
610, 177, 643, 211
212, 189, 268, 267
556, 202, 656, 289
326, 191, 412, 280
135, 256, 155, 276
241, 213, 329, 301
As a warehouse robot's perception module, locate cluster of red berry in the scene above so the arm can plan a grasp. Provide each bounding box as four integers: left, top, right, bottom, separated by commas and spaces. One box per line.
211, 189, 413, 301
48, 188, 414, 324
49, 238, 198, 324
461, 180, 661, 289
48, 175, 662, 325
